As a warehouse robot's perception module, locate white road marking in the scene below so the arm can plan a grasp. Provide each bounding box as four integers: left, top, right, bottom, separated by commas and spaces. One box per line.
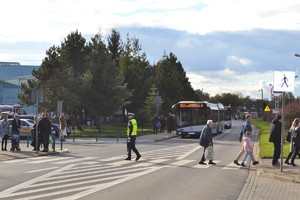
176, 145, 201, 160
54, 157, 97, 164
26, 167, 60, 173
223, 161, 247, 170
28, 156, 73, 164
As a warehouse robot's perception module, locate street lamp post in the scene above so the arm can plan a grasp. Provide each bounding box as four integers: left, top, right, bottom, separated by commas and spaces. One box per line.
258, 89, 264, 118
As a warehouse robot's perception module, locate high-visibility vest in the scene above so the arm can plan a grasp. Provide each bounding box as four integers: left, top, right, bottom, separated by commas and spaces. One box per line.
127, 119, 137, 136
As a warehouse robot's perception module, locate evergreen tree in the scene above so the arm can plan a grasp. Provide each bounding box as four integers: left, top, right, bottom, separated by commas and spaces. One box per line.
155, 52, 198, 114
119, 33, 152, 118
85, 31, 131, 130
107, 29, 123, 69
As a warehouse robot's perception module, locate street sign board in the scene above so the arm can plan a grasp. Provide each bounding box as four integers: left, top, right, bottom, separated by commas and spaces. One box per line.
270, 86, 282, 99
273, 71, 295, 92
264, 106, 271, 112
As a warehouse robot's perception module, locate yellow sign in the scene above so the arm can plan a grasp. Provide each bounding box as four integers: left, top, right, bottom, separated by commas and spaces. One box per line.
264, 106, 271, 112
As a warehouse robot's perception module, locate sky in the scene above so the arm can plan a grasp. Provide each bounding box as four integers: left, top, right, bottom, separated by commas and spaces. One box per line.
1, 0, 300, 100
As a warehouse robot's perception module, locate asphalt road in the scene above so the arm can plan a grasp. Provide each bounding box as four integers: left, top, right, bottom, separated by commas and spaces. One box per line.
0, 120, 250, 200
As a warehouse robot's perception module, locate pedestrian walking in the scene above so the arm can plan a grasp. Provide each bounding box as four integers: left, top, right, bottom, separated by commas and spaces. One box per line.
269, 115, 282, 167
233, 114, 252, 165
290, 121, 300, 166
38, 113, 52, 152
124, 113, 141, 161
199, 120, 216, 165
241, 131, 259, 167
285, 118, 300, 165
1, 113, 9, 151
10, 114, 21, 151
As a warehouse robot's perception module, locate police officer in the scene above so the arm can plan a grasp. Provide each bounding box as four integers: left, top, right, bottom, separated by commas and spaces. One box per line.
125, 113, 141, 161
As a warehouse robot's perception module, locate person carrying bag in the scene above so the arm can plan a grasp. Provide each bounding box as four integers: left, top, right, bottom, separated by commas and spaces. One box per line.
199, 120, 216, 165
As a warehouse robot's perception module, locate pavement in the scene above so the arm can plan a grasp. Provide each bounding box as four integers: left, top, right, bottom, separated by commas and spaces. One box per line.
1, 131, 300, 199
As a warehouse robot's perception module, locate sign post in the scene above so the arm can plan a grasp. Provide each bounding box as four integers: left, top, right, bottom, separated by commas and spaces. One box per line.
273, 71, 295, 172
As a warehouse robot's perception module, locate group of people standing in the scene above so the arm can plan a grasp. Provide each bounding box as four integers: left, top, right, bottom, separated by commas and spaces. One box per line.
31, 112, 67, 152
152, 113, 177, 134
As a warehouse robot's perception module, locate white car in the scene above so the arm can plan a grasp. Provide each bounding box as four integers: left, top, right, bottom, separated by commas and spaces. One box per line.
8, 118, 34, 137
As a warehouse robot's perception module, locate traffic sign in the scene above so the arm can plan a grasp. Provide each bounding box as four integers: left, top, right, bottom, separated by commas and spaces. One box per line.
264, 106, 271, 112
273, 71, 295, 92
270, 86, 282, 99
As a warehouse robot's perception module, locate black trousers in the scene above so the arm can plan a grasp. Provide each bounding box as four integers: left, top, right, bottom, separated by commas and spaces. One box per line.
40, 132, 50, 150
1, 134, 9, 149
291, 145, 300, 164
127, 135, 140, 158
272, 142, 281, 165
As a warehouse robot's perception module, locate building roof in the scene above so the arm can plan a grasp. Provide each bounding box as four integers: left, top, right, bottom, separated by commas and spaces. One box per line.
0, 62, 39, 79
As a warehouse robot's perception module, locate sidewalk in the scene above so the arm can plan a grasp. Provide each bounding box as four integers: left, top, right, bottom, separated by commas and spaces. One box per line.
238, 131, 300, 200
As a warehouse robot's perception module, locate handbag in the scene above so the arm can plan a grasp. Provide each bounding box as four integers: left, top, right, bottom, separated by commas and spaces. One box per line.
62, 128, 67, 136
286, 131, 291, 142
206, 145, 214, 160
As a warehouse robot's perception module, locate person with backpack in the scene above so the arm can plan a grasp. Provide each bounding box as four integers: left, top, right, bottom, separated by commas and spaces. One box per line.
233, 114, 252, 165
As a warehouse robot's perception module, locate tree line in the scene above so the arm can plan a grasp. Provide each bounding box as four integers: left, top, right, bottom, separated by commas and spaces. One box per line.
18, 29, 300, 131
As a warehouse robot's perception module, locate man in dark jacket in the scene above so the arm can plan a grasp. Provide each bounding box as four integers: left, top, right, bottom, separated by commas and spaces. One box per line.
38, 113, 52, 152
199, 120, 216, 165
269, 115, 282, 166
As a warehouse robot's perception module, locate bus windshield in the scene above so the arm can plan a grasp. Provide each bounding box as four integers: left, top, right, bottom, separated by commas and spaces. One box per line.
178, 107, 207, 126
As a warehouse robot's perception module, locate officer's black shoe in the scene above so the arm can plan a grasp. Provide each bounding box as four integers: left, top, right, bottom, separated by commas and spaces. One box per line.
208, 161, 216, 165
135, 155, 141, 161
124, 157, 131, 160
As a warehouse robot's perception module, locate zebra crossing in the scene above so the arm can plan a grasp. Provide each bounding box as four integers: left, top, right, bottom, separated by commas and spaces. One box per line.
0, 144, 247, 200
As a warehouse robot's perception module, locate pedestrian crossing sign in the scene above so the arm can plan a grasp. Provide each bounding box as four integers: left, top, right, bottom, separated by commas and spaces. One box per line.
264, 106, 271, 112
273, 71, 295, 92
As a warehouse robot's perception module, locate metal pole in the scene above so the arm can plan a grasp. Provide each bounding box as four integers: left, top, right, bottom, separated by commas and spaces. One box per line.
280, 92, 285, 172
35, 90, 39, 154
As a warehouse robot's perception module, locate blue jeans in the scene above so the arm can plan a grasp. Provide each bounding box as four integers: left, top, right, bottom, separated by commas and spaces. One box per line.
242, 151, 255, 163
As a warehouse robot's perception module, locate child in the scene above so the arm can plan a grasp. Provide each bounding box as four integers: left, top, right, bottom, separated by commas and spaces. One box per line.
241, 131, 259, 167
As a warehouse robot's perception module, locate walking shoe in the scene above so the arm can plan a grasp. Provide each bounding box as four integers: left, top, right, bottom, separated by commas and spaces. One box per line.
199, 161, 206, 165
291, 163, 297, 166
252, 161, 259, 165
208, 161, 216, 165
124, 157, 131, 161
233, 160, 240, 165
284, 160, 290, 165
241, 163, 246, 167
135, 155, 141, 161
